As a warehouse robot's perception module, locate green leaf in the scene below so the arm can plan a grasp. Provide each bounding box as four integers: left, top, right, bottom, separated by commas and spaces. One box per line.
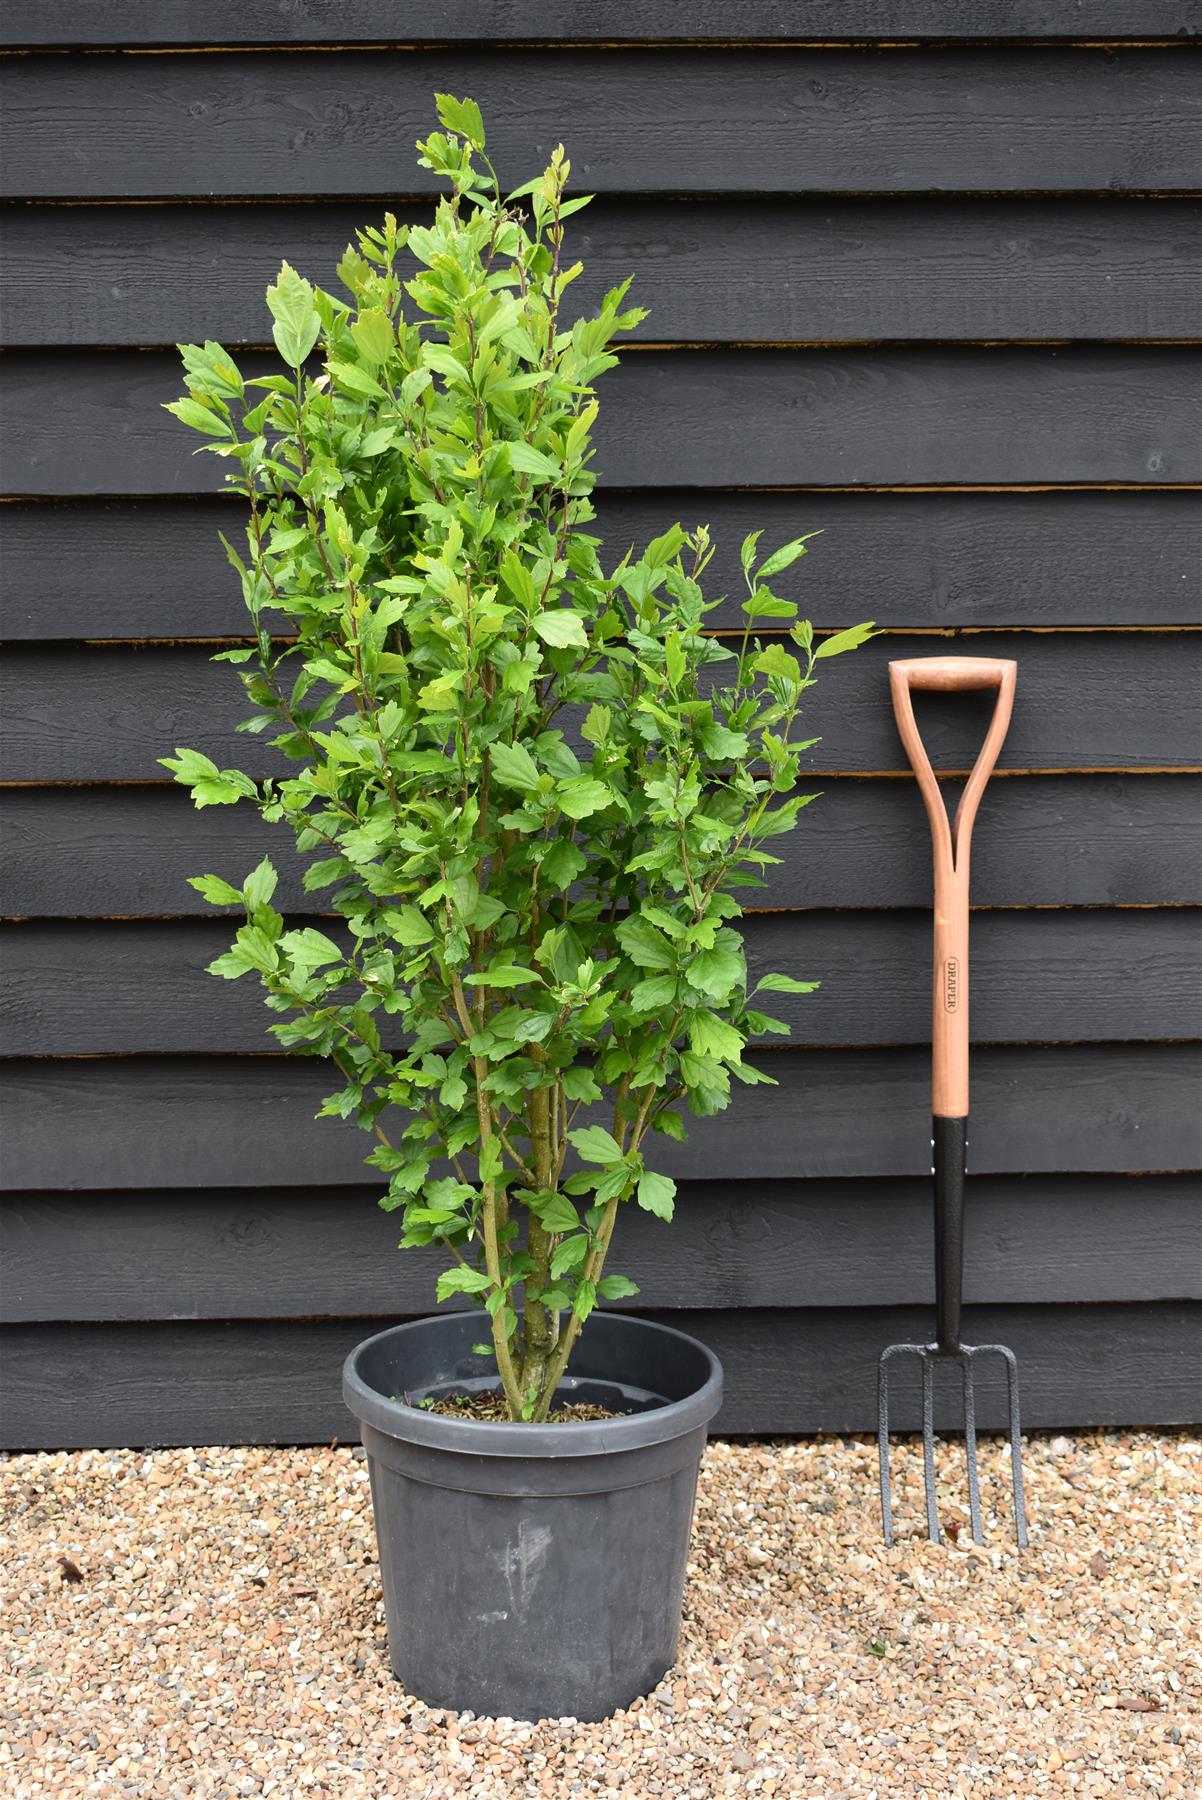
630, 973, 678, 1013
266, 261, 321, 367
436, 1266, 493, 1301
550, 1234, 590, 1278
530, 1190, 580, 1234
499, 550, 537, 612
328, 359, 387, 398
463, 965, 542, 988
350, 308, 395, 365
387, 905, 435, 947
359, 426, 398, 457
434, 92, 486, 149
506, 442, 562, 481
242, 857, 278, 913
636, 1171, 676, 1222
540, 838, 587, 890
615, 914, 676, 970
206, 951, 252, 980
557, 776, 611, 820
164, 397, 226, 435
753, 644, 802, 684
741, 594, 797, 620
754, 973, 821, 995
488, 740, 541, 791
561, 1068, 602, 1103
572, 1279, 597, 1323
187, 873, 243, 907
814, 620, 877, 660
534, 611, 588, 650
581, 703, 611, 746
740, 530, 762, 583
569, 1124, 625, 1165
286, 927, 344, 972
756, 532, 822, 582
597, 1274, 639, 1300
688, 943, 744, 1002
160, 748, 257, 809
699, 723, 749, 759
688, 1010, 744, 1061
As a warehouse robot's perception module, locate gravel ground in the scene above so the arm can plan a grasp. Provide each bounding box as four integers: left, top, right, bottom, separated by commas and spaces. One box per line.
2, 1431, 1198, 1799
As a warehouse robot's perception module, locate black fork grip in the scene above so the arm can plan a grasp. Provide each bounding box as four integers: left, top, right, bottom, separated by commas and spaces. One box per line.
933, 1115, 968, 1352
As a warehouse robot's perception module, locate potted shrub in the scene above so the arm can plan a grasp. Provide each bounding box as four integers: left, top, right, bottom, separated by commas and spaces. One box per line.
162, 96, 872, 1722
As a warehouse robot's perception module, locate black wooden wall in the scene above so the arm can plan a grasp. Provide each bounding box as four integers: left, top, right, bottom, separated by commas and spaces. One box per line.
2, 4, 1200, 1448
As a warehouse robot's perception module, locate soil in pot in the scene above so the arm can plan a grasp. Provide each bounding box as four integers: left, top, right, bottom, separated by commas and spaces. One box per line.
414, 1391, 624, 1423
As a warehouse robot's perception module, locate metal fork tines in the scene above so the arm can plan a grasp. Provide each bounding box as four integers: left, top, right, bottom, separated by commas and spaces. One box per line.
878, 1341, 1029, 1548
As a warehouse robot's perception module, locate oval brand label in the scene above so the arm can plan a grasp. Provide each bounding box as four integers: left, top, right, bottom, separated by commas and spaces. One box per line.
944, 958, 959, 1011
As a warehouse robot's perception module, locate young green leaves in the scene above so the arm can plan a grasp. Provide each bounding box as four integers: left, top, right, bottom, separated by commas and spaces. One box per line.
160, 92, 872, 1421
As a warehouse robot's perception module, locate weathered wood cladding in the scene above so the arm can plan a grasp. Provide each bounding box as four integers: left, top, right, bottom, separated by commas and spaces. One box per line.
4, 634, 1200, 783
4, 1307, 1198, 1451
4, 912, 1200, 1055
5, 200, 1200, 347
4, 1048, 1199, 1193
3, 492, 1201, 640
5, 4, 1201, 49
5, 775, 1198, 916
4, 346, 1200, 494
3, 49, 1199, 198
1, 13, 1198, 1444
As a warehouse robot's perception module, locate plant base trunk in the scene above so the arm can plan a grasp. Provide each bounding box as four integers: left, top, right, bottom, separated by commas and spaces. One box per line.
342, 1311, 723, 1722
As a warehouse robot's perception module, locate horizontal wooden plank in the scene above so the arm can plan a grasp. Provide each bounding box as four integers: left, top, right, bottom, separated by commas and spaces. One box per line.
6, 775, 1196, 918
4, 1176, 1196, 1324
4, 635, 1197, 783
4, 50, 1199, 201
4, 911, 1197, 1056
3, 1303, 1197, 1445
2, 1046, 1197, 1193
5, 491, 1199, 640
4, 347, 1199, 497
4, 4, 1198, 48
6, 198, 1200, 348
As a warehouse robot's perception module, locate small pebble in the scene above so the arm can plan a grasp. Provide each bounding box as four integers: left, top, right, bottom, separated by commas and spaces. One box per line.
1, 1430, 1198, 1796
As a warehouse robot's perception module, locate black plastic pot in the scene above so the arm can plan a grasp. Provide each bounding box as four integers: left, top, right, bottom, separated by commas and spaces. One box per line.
342, 1310, 723, 1722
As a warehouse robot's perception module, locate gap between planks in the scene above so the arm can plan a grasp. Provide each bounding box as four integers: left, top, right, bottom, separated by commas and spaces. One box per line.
4, 768, 1200, 790
5, 485, 1200, 504
4, 39, 1197, 55
5, 901, 1197, 925
10, 1036, 1201, 1062
8, 190, 1201, 208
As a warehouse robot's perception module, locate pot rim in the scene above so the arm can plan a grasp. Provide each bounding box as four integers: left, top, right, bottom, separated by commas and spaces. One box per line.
342, 1310, 723, 1459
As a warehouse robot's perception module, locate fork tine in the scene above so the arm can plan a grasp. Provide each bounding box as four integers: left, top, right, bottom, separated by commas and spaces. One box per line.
999, 1345, 1030, 1548
921, 1354, 940, 1543
877, 1351, 895, 1547
961, 1353, 983, 1545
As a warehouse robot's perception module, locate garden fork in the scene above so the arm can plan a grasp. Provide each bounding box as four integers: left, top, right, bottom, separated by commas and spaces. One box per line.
877, 656, 1028, 1549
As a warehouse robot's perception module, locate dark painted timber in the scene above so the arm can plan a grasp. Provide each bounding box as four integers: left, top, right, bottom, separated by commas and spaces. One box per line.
3, 1304, 1197, 1447
4, 4, 1198, 47
3, 15, 1198, 1448
5, 776, 1196, 918
3, 635, 1198, 783
2, 1047, 1198, 1193
3, 911, 1198, 1056
5, 199, 1200, 349
4, 347, 1199, 496
4, 1177, 1197, 1324
3, 50, 1199, 200
4, 492, 1199, 640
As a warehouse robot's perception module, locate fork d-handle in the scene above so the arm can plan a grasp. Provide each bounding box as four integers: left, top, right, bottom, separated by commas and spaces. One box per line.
890, 657, 1017, 1348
